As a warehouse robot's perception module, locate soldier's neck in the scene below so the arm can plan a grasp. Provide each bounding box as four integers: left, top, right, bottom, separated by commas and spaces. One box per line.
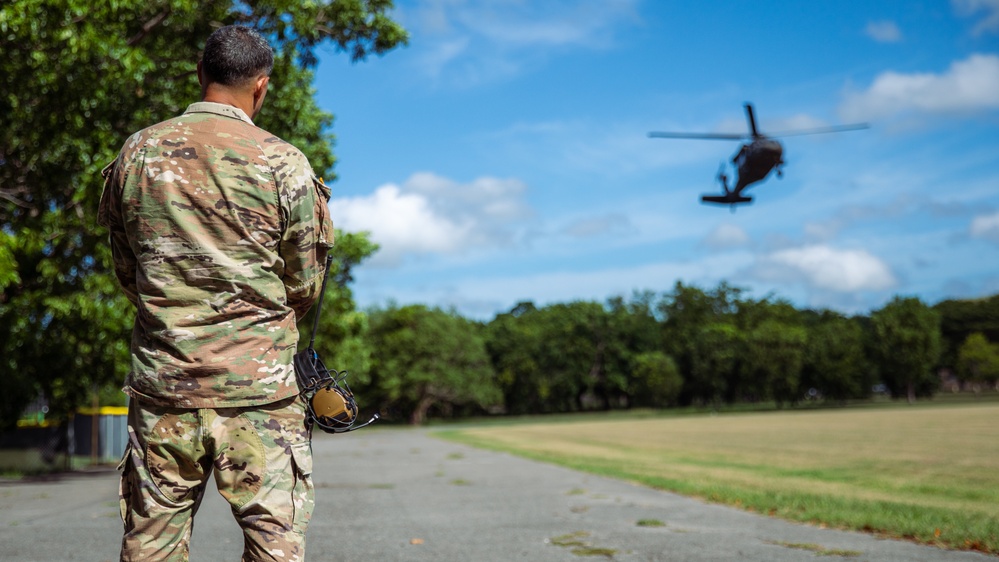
202, 86, 255, 122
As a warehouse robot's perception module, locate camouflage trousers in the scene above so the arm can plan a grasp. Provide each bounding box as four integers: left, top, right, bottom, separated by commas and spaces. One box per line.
118, 395, 314, 562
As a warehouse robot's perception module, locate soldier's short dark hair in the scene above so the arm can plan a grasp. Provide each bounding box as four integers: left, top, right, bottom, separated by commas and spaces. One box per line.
201, 25, 274, 87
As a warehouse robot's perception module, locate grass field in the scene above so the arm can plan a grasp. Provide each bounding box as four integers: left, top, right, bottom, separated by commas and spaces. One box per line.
434, 402, 999, 554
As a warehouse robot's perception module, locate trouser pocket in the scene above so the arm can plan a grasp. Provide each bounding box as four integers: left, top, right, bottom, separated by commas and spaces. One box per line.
289, 440, 314, 536
117, 442, 134, 528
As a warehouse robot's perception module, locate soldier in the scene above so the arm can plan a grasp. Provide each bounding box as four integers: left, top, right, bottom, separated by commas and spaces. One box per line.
98, 25, 334, 562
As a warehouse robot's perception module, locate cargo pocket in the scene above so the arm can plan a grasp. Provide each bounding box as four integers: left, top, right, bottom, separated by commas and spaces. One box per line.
289, 440, 315, 536
117, 442, 134, 528
211, 413, 266, 511
145, 414, 209, 505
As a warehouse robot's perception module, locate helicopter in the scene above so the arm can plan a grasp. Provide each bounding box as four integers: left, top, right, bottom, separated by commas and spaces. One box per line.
648, 103, 868, 206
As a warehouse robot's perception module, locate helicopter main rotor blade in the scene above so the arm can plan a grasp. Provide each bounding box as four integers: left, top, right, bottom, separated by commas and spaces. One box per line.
766, 123, 869, 138
745, 103, 759, 137
647, 132, 747, 140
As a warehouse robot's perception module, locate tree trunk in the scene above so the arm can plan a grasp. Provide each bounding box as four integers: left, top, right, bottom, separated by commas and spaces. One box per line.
410, 395, 435, 425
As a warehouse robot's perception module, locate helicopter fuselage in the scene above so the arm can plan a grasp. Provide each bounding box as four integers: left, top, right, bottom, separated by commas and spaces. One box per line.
731, 137, 783, 193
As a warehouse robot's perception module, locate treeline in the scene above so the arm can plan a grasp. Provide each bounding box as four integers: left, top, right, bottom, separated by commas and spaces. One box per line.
318, 282, 999, 425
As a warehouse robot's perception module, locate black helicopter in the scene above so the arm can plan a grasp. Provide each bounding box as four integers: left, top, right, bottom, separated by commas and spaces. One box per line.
648, 103, 868, 206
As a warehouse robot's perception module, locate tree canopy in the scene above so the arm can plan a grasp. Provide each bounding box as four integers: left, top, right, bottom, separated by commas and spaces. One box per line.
956, 332, 999, 391
366, 304, 501, 425
801, 313, 872, 402
0, 0, 406, 429
935, 294, 999, 367
870, 296, 942, 403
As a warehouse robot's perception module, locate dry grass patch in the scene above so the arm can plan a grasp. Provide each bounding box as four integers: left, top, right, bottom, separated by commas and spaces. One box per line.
437, 403, 999, 554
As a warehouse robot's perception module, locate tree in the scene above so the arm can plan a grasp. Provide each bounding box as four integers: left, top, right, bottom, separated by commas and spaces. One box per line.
532, 301, 610, 412
0, 0, 407, 429
801, 313, 872, 402
658, 281, 743, 405
870, 297, 942, 403
605, 292, 662, 407
934, 294, 999, 369
486, 299, 646, 414
630, 351, 683, 407
742, 319, 808, 406
688, 322, 741, 405
956, 332, 999, 392
484, 302, 547, 415
728, 297, 808, 405
367, 305, 501, 425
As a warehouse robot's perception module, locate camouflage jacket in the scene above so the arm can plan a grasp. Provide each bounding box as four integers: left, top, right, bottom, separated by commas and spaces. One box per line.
98, 102, 335, 408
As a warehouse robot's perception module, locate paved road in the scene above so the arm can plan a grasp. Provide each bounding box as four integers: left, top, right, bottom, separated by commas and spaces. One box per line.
0, 428, 993, 561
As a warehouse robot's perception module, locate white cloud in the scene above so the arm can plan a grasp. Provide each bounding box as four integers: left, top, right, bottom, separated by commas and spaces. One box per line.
332, 172, 533, 266
839, 53, 999, 121
954, 0, 999, 35
701, 223, 750, 250
970, 210, 999, 243
401, 0, 641, 85
403, 172, 531, 222
865, 20, 903, 43
333, 184, 467, 258
750, 245, 897, 292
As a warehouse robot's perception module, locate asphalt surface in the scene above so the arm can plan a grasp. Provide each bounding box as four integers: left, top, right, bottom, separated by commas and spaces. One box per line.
0, 427, 994, 562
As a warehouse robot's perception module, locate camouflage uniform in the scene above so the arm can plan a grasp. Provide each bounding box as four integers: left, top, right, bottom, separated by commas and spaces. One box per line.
119, 395, 313, 561
99, 101, 334, 561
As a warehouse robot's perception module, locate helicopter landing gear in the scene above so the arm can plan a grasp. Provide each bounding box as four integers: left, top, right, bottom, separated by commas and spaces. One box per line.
717, 163, 730, 193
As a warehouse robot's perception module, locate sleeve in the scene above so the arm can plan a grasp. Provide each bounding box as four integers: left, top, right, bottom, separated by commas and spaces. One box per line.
278, 153, 336, 319
97, 157, 139, 306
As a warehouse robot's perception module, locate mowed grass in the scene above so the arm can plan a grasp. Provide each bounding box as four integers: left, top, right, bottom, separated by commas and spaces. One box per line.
435, 403, 999, 553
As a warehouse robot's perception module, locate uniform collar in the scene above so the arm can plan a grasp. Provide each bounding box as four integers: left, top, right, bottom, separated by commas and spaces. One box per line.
184, 102, 255, 125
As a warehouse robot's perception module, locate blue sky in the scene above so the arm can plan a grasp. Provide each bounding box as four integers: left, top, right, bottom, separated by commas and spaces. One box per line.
312, 0, 999, 319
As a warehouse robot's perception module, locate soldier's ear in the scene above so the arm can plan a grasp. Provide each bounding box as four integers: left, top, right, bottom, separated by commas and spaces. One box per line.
251, 74, 270, 117
196, 61, 210, 99
254, 74, 269, 95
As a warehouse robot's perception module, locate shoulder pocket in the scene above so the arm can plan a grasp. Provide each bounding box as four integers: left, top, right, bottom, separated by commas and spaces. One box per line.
312, 176, 335, 248
313, 175, 331, 202
97, 158, 119, 228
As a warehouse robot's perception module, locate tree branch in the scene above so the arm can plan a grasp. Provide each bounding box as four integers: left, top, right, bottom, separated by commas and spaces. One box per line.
0, 189, 30, 209
127, 9, 171, 47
